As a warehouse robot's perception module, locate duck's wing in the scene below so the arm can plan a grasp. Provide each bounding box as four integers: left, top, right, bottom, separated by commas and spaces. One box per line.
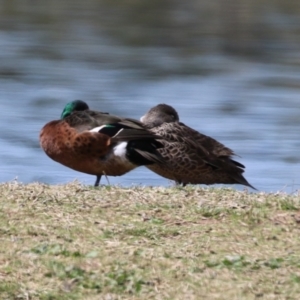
153, 122, 243, 170
98, 125, 165, 165
176, 122, 236, 157
174, 122, 246, 170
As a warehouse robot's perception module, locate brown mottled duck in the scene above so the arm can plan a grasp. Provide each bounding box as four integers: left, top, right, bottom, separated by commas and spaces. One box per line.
140, 103, 255, 189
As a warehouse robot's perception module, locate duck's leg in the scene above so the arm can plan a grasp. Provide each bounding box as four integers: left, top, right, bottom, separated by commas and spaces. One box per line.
94, 175, 102, 187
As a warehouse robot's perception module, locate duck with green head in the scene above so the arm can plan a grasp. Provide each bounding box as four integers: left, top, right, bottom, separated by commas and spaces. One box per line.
40, 100, 165, 186
140, 103, 256, 190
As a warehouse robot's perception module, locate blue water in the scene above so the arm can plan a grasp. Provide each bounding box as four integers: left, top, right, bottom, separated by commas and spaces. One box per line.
0, 3, 299, 193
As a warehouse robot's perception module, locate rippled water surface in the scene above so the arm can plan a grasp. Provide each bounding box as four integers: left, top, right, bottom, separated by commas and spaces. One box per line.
0, 2, 299, 193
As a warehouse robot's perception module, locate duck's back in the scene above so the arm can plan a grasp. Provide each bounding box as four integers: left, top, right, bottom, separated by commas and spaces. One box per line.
64, 110, 143, 132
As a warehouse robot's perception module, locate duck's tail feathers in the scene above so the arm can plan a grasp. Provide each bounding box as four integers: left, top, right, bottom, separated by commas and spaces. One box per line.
204, 157, 257, 190
233, 174, 257, 190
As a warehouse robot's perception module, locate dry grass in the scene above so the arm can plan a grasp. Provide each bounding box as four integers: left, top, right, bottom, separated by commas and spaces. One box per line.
0, 181, 300, 299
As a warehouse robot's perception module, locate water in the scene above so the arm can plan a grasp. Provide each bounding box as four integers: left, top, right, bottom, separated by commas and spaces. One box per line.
0, 2, 299, 193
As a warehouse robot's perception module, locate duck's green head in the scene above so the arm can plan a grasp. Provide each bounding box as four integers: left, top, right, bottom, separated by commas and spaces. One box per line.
61, 100, 89, 119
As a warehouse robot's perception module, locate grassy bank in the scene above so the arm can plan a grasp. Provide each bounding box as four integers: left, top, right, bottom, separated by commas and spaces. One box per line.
0, 182, 300, 299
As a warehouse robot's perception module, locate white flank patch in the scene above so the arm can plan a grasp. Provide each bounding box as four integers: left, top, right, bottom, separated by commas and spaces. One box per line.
113, 142, 128, 161
89, 125, 106, 133
140, 115, 145, 122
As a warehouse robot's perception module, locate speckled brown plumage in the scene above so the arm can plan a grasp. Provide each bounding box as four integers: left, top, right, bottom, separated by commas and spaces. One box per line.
40, 100, 165, 186
140, 104, 255, 189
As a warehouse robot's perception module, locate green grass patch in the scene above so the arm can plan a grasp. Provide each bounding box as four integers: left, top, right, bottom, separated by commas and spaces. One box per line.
0, 182, 300, 299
